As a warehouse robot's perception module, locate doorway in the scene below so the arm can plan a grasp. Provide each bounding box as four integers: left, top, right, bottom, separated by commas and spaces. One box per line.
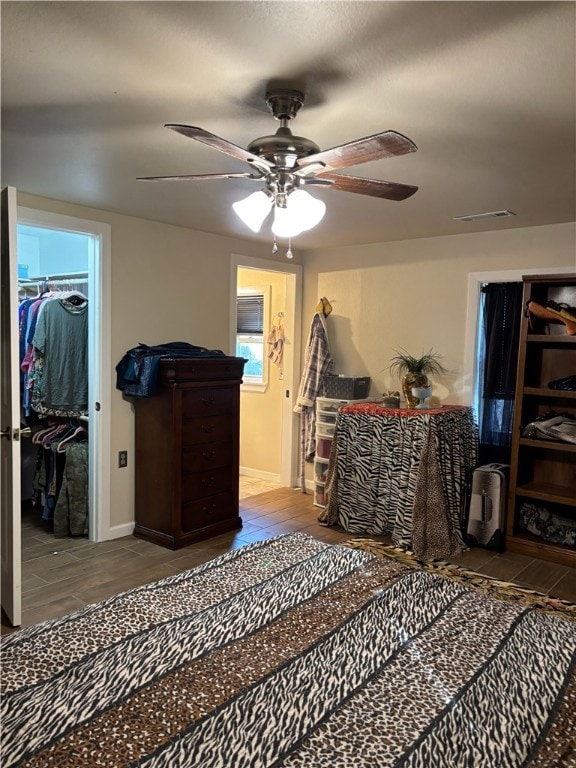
1, 195, 111, 627
230, 254, 302, 489
17, 207, 111, 543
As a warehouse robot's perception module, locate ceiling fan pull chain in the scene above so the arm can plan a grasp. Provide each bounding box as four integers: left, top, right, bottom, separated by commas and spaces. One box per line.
286, 238, 293, 259
272, 236, 278, 254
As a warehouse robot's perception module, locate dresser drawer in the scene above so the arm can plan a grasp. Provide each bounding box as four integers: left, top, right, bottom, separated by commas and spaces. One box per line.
183, 442, 232, 471
182, 467, 234, 501
182, 492, 235, 531
161, 358, 245, 384
182, 414, 232, 445
182, 387, 234, 416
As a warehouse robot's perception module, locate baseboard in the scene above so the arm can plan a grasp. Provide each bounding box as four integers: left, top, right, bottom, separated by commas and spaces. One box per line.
105, 522, 135, 540
290, 480, 315, 493
240, 467, 281, 483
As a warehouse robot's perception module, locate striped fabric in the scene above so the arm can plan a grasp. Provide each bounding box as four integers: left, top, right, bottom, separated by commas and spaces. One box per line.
331, 406, 479, 559
2, 533, 574, 767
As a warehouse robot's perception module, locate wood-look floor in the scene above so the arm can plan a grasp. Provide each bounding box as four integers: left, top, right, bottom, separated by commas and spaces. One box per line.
2, 479, 575, 636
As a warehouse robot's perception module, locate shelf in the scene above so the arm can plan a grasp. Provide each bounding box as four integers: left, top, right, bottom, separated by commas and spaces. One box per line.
519, 437, 576, 453
526, 334, 576, 345
506, 532, 576, 567
514, 481, 576, 507
523, 387, 576, 399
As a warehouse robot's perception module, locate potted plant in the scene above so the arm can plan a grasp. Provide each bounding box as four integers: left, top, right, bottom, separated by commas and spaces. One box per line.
389, 349, 446, 408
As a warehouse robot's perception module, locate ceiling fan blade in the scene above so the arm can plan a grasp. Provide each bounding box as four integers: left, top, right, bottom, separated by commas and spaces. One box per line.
165, 124, 274, 174
297, 130, 417, 173
312, 172, 418, 201
137, 172, 260, 182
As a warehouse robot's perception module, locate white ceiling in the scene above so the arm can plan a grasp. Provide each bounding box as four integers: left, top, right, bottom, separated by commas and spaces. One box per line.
2, 1, 575, 250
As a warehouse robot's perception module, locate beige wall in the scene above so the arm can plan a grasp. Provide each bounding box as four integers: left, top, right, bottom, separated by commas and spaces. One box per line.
301, 223, 576, 405
237, 267, 287, 478
16, 190, 575, 525
17, 192, 295, 532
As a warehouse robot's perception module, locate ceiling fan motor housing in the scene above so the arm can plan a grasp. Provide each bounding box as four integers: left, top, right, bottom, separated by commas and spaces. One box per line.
247, 88, 320, 169
265, 88, 305, 121
248, 128, 320, 169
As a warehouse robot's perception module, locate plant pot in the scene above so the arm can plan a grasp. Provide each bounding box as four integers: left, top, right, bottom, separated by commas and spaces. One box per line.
402, 372, 429, 408
411, 385, 432, 409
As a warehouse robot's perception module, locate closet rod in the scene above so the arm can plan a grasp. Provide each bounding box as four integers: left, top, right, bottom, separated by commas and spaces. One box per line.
45, 277, 88, 285
18, 277, 89, 291
25, 271, 88, 281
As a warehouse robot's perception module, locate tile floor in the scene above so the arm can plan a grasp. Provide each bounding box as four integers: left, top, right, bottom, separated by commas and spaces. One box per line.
2, 476, 574, 636
238, 475, 283, 499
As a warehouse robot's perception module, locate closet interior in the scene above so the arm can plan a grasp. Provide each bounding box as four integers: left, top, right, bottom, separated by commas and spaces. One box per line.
18, 272, 90, 538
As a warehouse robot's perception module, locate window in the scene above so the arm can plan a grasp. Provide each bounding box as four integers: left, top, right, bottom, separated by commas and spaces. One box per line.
236, 291, 267, 386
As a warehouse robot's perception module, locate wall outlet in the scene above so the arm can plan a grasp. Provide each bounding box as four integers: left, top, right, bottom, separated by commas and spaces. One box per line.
118, 450, 128, 468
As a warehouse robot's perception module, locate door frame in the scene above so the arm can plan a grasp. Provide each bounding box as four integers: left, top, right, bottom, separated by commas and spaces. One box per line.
17, 207, 112, 542
230, 253, 302, 488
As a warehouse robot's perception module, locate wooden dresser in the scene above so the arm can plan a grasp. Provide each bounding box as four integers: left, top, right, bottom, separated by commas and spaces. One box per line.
134, 356, 246, 549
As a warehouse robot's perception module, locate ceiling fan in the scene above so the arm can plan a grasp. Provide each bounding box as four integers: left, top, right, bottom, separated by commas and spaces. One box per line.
139, 89, 418, 240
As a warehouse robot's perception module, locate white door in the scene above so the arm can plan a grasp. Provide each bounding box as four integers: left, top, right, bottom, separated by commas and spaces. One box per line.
1, 187, 22, 627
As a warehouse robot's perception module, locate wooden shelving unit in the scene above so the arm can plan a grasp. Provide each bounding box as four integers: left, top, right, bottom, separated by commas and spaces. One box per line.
506, 273, 576, 567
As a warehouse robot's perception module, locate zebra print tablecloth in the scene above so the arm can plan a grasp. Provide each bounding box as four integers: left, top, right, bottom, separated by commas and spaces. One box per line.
2, 533, 574, 767
322, 404, 478, 559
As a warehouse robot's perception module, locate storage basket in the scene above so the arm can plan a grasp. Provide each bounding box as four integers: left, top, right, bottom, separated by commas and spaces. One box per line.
316, 397, 348, 413
314, 459, 329, 483
322, 375, 371, 399
314, 483, 326, 507
316, 437, 332, 460
316, 422, 336, 438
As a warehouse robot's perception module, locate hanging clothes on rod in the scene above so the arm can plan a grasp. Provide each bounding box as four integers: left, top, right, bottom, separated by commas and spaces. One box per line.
18, 269, 90, 538
18, 274, 88, 301
31, 418, 89, 537
19, 287, 89, 418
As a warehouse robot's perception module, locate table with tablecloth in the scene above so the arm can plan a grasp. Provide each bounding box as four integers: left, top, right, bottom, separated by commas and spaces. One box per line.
319, 403, 479, 559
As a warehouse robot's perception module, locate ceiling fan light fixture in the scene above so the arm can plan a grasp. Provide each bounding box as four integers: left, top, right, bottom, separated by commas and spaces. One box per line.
272, 202, 304, 238
232, 190, 273, 232
287, 189, 326, 232
271, 189, 326, 238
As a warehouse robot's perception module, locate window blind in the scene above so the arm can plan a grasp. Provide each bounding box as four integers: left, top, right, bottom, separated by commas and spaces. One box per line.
237, 294, 264, 334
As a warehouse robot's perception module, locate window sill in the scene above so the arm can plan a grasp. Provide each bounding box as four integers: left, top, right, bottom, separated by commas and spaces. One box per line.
241, 381, 268, 393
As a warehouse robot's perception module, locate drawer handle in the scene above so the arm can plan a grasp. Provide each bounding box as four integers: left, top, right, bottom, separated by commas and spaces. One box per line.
202, 398, 215, 407
202, 504, 217, 513
202, 450, 216, 460
201, 477, 216, 487
201, 425, 215, 433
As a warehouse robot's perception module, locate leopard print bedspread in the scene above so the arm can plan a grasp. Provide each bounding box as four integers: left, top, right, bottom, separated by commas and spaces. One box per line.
2, 533, 574, 767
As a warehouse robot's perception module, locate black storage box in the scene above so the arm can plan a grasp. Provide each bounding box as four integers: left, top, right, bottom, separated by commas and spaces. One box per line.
322, 375, 371, 399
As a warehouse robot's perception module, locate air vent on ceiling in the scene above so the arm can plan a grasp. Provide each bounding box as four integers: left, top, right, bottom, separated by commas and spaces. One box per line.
454, 210, 516, 222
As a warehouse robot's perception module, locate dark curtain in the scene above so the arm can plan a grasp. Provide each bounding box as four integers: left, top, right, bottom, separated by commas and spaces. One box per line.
478, 282, 523, 464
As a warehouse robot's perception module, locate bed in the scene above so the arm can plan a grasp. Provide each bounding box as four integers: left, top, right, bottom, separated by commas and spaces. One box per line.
2, 532, 575, 767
